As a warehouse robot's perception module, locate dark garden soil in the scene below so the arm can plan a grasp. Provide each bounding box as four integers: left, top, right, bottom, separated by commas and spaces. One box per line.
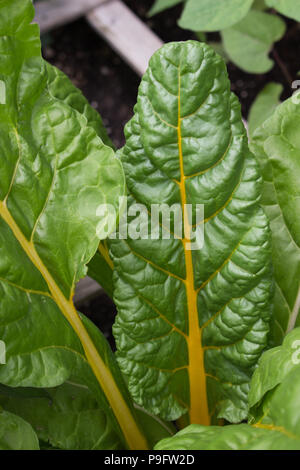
41, 0, 300, 344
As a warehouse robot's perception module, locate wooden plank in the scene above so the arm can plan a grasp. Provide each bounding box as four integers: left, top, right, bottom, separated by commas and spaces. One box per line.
74, 276, 104, 305
86, 0, 163, 76
35, 0, 108, 34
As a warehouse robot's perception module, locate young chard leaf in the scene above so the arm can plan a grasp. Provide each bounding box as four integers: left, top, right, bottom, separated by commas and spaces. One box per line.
178, 0, 254, 32
221, 10, 286, 74
266, 0, 300, 21
110, 41, 272, 425
251, 96, 300, 344
0, 0, 147, 450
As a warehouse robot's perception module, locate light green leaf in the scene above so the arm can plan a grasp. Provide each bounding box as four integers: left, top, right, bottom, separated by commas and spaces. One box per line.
155, 419, 300, 450
149, 0, 184, 17
221, 10, 286, 74
155, 366, 300, 450
0, 0, 147, 450
266, 0, 300, 21
249, 327, 300, 413
248, 83, 283, 138
251, 95, 300, 344
46, 61, 114, 149
178, 0, 254, 32
0, 410, 39, 450
110, 41, 272, 425
252, 367, 300, 441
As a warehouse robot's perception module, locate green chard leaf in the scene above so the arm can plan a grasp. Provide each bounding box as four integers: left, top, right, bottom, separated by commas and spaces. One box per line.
156, 339, 300, 450
0, 0, 148, 450
0, 409, 39, 450
248, 83, 283, 138
266, 0, 300, 21
178, 0, 254, 32
251, 95, 300, 344
221, 10, 286, 74
248, 327, 300, 415
43, 62, 115, 295
45, 61, 114, 149
0, 382, 123, 450
109, 41, 272, 425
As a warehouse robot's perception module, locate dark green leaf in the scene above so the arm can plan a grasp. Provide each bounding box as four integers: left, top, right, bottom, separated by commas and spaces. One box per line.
110, 41, 272, 425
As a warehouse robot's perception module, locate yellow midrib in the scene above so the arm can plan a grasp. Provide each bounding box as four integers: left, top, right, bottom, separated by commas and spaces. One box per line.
0, 200, 148, 450
99, 240, 114, 270
177, 70, 210, 426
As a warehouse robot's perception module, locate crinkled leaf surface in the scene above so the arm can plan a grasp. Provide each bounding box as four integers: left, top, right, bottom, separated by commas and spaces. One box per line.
266, 0, 300, 21
251, 96, 300, 344
178, 0, 254, 32
221, 10, 286, 74
248, 327, 300, 413
110, 41, 272, 425
156, 363, 300, 450
0, 0, 148, 450
0, 410, 39, 450
248, 83, 283, 138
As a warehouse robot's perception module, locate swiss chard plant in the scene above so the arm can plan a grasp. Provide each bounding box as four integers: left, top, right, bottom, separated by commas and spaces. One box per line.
0, 0, 300, 451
